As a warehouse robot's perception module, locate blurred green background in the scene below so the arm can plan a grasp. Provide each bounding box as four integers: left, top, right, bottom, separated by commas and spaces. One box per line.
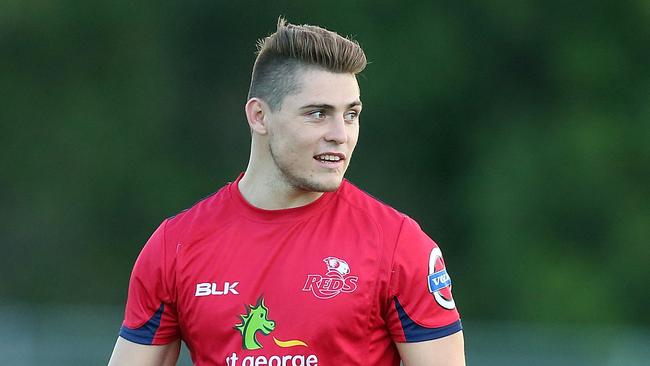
1, 0, 649, 364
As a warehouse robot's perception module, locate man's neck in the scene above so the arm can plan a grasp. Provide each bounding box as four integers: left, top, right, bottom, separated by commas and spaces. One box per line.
238, 171, 324, 210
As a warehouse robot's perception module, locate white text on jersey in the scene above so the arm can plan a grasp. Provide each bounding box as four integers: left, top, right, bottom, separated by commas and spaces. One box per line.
195, 282, 240, 296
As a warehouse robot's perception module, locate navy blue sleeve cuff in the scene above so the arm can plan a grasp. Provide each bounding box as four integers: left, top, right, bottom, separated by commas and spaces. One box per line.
394, 297, 463, 342
118, 303, 164, 345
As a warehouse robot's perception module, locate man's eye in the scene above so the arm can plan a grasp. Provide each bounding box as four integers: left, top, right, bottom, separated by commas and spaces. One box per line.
308, 110, 326, 119
344, 111, 359, 122
309, 111, 327, 119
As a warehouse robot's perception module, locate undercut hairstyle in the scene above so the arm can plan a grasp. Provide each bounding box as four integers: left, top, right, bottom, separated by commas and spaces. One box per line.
247, 17, 367, 111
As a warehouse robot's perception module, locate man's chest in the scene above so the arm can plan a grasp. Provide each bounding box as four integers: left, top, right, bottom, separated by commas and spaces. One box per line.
172, 221, 388, 364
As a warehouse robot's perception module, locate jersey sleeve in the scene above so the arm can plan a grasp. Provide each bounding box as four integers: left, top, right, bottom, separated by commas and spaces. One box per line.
119, 219, 181, 345
385, 217, 462, 343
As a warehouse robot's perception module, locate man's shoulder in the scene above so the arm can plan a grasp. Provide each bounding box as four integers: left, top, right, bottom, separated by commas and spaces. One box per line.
162, 181, 234, 234
339, 179, 408, 226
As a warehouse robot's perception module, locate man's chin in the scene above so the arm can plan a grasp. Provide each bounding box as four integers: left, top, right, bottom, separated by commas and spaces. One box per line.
318, 183, 342, 192
297, 176, 344, 193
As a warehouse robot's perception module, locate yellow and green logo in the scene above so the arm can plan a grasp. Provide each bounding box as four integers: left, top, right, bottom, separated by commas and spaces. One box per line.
234, 296, 307, 350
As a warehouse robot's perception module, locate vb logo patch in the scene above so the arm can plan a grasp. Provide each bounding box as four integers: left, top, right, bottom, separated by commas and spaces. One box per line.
427, 247, 456, 310
302, 257, 358, 299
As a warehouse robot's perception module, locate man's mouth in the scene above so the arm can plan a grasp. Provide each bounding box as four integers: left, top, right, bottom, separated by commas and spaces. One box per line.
313, 153, 345, 163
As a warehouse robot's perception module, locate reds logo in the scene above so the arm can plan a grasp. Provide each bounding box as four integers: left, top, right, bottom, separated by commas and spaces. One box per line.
302, 257, 358, 299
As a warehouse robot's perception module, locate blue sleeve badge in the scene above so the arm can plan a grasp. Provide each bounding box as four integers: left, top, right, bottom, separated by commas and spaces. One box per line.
427, 268, 451, 293
428, 247, 456, 310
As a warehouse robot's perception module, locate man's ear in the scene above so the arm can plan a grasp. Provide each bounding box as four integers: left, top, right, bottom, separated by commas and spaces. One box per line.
245, 98, 270, 135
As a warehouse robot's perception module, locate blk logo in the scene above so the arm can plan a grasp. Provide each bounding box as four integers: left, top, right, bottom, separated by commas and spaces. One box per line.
302, 257, 358, 300
195, 281, 239, 297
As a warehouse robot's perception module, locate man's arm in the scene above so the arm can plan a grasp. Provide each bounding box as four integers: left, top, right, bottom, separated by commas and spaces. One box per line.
108, 336, 180, 366
396, 331, 465, 366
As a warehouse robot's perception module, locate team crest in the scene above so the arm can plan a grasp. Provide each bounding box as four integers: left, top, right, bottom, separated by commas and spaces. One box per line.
302, 257, 358, 299
427, 247, 456, 310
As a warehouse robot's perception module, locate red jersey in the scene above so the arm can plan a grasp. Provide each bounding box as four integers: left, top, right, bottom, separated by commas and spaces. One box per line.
119, 175, 461, 365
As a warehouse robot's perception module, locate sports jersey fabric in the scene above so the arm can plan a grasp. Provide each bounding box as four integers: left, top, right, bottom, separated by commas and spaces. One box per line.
119, 174, 461, 365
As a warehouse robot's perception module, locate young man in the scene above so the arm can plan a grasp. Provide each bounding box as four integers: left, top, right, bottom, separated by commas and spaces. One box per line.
108, 18, 465, 366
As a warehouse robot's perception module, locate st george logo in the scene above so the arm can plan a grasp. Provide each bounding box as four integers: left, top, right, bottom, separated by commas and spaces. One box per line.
234, 297, 276, 350
227, 297, 316, 366
233, 296, 308, 350
302, 257, 358, 299
427, 247, 455, 310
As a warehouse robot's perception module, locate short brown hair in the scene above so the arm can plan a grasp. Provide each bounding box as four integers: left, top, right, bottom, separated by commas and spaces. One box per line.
247, 17, 367, 110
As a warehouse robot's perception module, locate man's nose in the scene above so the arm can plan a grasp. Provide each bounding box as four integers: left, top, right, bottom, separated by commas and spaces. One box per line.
324, 115, 348, 144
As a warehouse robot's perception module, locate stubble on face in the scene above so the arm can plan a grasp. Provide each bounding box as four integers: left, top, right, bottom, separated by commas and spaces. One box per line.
268, 142, 344, 193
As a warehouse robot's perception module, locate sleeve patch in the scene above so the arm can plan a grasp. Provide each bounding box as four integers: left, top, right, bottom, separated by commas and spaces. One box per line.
427, 268, 451, 293
393, 297, 462, 342
119, 303, 164, 345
